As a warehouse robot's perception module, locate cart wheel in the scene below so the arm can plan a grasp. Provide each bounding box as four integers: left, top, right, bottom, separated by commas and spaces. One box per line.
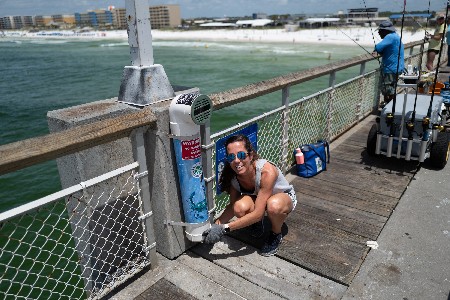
367, 124, 377, 156
429, 131, 450, 169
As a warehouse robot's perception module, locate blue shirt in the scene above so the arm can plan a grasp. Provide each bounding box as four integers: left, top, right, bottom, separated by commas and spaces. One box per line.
374, 32, 404, 74
446, 25, 450, 44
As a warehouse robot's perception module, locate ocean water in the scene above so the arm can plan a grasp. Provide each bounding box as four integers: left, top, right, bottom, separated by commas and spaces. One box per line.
0, 36, 372, 212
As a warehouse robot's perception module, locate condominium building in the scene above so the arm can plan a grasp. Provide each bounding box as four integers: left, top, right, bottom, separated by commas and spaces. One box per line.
113, 8, 127, 29
52, 15, 76, 27
75, 10, 113, 28
0, 15, 34, 29
149, 4, 180, 29
112, 4, 181, 29
35, 15, 53, 27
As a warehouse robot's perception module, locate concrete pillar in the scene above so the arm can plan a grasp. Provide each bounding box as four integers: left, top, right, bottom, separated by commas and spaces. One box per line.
47, 88, 201, 293
47, 99, 143, 292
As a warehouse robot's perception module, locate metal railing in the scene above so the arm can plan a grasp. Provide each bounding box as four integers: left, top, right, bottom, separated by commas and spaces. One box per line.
0, 39, 441, 299
0, 128, 157, 300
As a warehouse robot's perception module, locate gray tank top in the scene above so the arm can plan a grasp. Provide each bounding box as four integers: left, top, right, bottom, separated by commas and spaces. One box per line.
231, 159, 292, 195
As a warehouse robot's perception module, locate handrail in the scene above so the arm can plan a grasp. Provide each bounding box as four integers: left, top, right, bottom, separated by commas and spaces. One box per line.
0, 40, 425, 176
0, 107, 156, 175
209, 40, 424, 109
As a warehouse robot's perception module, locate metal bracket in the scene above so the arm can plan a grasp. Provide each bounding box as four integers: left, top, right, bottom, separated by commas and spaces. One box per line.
144, 242, 156, 253
204, 174, 215, 183
164, 219, 209, 228
202, 142, 215, 150
138, 211, 153, 221
167, 134, 198, 140
134, 170, 148, 179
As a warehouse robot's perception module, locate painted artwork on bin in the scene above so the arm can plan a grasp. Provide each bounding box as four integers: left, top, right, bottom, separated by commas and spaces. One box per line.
173, 135, 209, 223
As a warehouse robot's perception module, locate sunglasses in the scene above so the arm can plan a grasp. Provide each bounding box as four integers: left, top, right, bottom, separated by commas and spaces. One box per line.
226, 151, 249, 163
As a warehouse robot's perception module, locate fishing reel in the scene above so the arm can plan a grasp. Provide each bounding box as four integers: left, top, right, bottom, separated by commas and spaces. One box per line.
405, 121, 415, 139
385, 113, 394, 127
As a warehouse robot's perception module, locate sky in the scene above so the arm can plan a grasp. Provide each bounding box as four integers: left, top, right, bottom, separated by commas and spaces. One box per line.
0, 0, 447, 19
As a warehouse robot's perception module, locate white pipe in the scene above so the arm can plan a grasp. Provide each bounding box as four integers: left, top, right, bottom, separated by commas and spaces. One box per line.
419, 138, 428, 162
405, 139, 413, 161
386, 136, 394, 157
375, 133, 382, 155
432, 127, 438, 142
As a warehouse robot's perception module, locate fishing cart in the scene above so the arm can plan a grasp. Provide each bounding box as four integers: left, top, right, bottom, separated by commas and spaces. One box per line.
367, 72, 450, 169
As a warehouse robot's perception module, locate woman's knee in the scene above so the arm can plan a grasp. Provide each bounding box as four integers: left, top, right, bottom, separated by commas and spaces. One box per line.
233, 196, 254, 217
266, 196, 292, 216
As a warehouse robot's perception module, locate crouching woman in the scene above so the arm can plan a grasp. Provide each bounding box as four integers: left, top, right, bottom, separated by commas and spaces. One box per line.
202, 134, 297, 256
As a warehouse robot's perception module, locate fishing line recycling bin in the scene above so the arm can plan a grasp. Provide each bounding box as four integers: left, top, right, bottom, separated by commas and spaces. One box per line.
168, 92, 213, 242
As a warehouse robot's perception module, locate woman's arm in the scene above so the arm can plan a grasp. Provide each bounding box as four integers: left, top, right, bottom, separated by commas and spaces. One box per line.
215, 186, 240, 225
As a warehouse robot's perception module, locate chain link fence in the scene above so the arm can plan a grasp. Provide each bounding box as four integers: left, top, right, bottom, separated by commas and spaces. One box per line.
209, 70, 379, 213
0, 162, 152, 300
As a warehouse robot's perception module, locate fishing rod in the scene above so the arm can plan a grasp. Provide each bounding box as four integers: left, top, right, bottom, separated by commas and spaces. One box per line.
384, 0, 407, 157
362, 0, 381, 64
408, 0, 432, 127
427, 0, 449, 118
336, 27, 405, 75
336, 27, 376, 56
360, 0, 386, 75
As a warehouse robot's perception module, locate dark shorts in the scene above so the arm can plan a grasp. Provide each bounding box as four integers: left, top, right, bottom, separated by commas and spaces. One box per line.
428, 49, 440, 54
379, 73, 398, 96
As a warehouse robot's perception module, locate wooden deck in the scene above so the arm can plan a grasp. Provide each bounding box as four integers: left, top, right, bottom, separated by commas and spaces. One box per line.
134, 114, 420, 298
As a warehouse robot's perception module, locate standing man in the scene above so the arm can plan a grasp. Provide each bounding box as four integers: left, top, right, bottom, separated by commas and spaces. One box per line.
426, 14, 446, 71
372, 20, 405, 105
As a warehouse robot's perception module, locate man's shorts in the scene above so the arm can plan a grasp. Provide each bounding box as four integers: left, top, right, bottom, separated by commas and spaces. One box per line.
427, 49, 440, 54
380, 73, 398, 96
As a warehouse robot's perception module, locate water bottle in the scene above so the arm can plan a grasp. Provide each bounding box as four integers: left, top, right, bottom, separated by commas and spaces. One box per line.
295, 148, 304, 165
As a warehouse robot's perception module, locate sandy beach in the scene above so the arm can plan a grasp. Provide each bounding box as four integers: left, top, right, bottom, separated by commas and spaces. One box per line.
152, 28, 426, 47
3, 27, 427, 47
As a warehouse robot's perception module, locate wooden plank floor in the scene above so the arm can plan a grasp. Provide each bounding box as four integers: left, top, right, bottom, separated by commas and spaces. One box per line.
229, 115, 419, 285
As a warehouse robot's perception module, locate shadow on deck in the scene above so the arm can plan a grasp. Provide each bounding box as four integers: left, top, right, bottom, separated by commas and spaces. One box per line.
115, 114, 421, 300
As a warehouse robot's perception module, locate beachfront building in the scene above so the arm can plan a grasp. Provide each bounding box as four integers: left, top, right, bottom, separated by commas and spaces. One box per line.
149, 5, 181, 29
346, 8, 386, 25
75, 10, 114, 29
111, 5, 180, 29
34, 16, 53, 28
253, 13, 268, 19
0, 15, 33, 29
389, 13, 431, 27
0, 17, 12, 29
112, 8, 127, 29
51, 15, 76, 28
298, 18, 340, 28
236, 19, 274, 27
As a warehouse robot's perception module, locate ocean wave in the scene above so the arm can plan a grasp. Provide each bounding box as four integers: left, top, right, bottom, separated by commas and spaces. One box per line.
100, 42, 129, 47
28, 39, 69, 45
